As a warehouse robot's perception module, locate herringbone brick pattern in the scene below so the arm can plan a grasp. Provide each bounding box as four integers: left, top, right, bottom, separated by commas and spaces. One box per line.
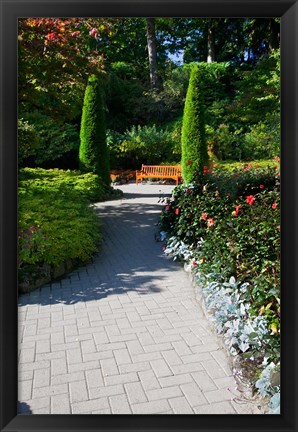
18, 183, 260, 414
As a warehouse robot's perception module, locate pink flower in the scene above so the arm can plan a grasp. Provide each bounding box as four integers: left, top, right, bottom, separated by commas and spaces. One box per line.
272, 202, 277, 209
201, 213, 208, 220
260, 184, 265, 189
207, 218, 215, 228
165, 205, 170, 211
89, 28, 99, 38
175, 208, 180, 215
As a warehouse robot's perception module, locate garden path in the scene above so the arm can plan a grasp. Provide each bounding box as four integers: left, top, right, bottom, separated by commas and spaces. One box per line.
18, 183, 261, 415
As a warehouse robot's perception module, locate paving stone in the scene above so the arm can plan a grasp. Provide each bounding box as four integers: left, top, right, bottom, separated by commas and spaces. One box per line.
69, 380, 88, 403
110, 394, 131, 414
33, 368, 50, 388
72, 397, 109, 414
114, 348, 132, 365
147, 386, 182, 402
51, 393, 71, 414
191, 371, 218, 392
172, 341, 192, 356
131, 399, 171, 414
138, 369, 161, 391
204, 388, 234, 404
33, 383, 68, 398
194, 401, 236, 414
101, 358, 119, 377
85, 368, 104, 389
51, 371, 85, 385
169, 396, 194, 414
18, 380, 32, 400
150, 359, 173, 378
159, 374, 193, 388
162, 350, 183, 367
201, 359, 227, 379
181, 382, 208, 407
124, 382, 147, 404
88, 384, 125, 400
104, 372, 139, 386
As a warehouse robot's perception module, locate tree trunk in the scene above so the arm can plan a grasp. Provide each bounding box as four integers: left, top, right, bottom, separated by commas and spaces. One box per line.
269, 18, 280, 51
207, 23, 215, 63
146, 18, 158, 89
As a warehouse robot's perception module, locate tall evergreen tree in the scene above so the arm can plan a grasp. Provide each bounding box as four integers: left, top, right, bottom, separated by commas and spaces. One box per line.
181, 65, 208, 183
79, 74, 110, 186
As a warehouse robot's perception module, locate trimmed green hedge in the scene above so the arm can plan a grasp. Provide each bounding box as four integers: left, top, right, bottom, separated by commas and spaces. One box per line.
79, 74, 110, 185
181, 65, 208, 182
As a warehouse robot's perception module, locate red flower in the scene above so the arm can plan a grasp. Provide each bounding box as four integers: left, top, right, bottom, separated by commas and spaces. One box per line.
175, 208, 180, 215
165, 205, 170, 211
247, 163, 253, 169
272, 202, 277, 209
235, 205, 242, 216
187, 160, 192, 165
207, 218, 215, 228
260, 184, 265, 189
246, 195, 255, 205
201, 213, 208, 220
46, 32, 58, 41
192, 261, 197, 267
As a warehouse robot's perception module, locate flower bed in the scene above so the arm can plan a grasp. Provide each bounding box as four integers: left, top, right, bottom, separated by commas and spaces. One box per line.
159, 160, 280, 413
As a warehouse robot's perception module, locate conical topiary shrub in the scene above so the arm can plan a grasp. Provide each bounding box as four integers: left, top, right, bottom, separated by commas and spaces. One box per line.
79, 74, 110, 186
181, 65, 208, 183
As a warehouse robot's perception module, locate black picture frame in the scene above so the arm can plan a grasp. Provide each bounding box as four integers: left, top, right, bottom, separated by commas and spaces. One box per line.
0, 1, 297, 431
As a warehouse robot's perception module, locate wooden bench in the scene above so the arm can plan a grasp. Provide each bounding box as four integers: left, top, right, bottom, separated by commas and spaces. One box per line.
136, 165, 182, 185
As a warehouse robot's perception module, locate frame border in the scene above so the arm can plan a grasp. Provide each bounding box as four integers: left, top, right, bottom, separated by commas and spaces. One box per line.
1, 1, 297, 431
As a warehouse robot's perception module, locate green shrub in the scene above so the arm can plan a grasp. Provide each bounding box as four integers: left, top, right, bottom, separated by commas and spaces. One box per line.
18, 118, 40, 163
107, 124, 178, 169
242, 116, 280, 160
79, 74, 110, 185
18, 112, 79, 166
181, 65, 208, 182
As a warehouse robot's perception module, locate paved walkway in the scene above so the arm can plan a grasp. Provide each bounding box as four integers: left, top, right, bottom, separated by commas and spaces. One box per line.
18, 183, 260, 415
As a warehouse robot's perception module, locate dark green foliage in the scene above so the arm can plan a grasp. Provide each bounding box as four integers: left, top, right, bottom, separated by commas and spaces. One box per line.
107, 124, 180, 170
181, 65, 208, 183
79, 75, 110, 185
18, 112, 79, 167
